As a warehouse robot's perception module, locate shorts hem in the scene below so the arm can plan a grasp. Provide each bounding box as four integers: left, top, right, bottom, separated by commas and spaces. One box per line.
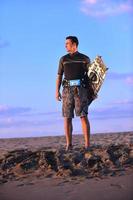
63, 116, 74, 118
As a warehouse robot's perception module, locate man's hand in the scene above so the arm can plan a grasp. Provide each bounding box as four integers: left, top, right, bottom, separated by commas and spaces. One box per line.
56, 91, 62, 101
55, 75, 62, 101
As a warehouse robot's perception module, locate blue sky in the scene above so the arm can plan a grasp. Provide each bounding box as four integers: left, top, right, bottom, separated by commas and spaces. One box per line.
0, 0, 133, 138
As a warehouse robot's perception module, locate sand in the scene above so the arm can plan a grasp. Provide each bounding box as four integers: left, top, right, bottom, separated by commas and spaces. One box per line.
0, 132, 133, 200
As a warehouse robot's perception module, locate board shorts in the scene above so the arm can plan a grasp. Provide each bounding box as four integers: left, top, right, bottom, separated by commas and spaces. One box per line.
62, 86, 91, 118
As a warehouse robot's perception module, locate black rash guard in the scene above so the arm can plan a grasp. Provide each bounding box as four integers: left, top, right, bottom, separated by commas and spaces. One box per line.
57, 51, 90, 80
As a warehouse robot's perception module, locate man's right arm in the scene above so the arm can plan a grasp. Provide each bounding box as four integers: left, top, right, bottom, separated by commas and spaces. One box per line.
55, 75, 63, 101
55, 57, 64, 101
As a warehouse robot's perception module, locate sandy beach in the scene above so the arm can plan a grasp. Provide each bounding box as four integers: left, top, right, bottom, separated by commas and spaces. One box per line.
0, 132, 133, 200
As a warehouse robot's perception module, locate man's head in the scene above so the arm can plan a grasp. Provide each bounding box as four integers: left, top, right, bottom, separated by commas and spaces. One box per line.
65, 36, 79, 53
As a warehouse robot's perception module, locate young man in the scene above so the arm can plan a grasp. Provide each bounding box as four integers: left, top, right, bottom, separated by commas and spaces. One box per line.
55, 36, 91, 151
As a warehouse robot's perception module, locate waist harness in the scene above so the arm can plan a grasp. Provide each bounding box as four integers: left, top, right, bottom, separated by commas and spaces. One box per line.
62, 78, 87, 88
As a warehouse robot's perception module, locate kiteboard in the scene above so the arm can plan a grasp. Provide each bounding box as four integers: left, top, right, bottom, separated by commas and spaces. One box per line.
87, 55, 108, 99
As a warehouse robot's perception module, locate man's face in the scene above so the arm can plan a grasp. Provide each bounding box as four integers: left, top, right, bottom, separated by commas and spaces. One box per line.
65, 39, 75, 52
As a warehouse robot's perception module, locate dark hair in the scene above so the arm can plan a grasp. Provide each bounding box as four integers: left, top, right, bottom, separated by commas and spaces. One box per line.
66, 36, 79, 47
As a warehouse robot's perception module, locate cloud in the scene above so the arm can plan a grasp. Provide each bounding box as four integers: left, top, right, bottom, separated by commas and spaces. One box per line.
107, 72, 132, 80
0, 105, 62, 129
125, 76, 133, 85
0, 118, 51, 128
0, 38, 10, 48
83, 0, 97, 4
0, 105, 32, 116
107, 72, 133, 86
80, 0, 133, 17
109, 99, 133, 105
90, 98, 133, 120
0, 102, 132, 138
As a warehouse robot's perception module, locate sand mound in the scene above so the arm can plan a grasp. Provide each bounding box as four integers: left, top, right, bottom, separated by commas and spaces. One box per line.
0, 144, 133, 184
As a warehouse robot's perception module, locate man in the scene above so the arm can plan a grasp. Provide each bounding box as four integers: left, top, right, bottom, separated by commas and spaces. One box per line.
56, 36, 92, 151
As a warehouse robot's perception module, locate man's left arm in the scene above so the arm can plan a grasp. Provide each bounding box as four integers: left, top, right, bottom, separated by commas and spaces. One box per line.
85, 56, 91, 72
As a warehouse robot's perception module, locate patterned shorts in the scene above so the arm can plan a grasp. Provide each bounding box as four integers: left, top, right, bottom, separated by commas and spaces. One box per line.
62, 86, 91, 118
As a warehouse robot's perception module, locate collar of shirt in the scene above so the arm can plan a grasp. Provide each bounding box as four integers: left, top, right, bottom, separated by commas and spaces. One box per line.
69, 51, 79, 57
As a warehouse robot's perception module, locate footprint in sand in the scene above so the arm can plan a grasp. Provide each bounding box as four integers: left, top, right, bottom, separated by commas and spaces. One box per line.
110, 183, 124, 189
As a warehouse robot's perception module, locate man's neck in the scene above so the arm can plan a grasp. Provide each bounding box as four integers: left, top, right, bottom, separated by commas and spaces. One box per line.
69, 49, 78, 55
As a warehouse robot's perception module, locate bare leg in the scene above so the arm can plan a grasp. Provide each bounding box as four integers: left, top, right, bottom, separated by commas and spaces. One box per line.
80, 116, 90, 148
64, 117, 73, 147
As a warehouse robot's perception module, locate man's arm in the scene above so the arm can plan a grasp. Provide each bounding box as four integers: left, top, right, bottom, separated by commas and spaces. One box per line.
85, 56, 91, 72
55, 74, 63, 101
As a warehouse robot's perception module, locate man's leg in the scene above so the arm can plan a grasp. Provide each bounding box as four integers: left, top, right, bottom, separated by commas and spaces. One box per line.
64, 117, 73, 148
80, 116, 90, 148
